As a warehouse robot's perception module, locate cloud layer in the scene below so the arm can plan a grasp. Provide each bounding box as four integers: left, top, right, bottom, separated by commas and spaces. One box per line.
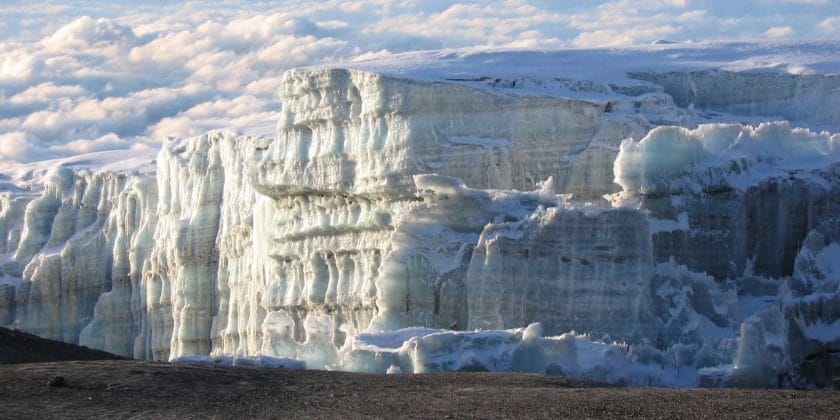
0, 0, 838, 162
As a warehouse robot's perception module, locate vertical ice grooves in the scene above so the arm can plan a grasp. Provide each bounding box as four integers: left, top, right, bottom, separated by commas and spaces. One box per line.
0, 65, 838, 387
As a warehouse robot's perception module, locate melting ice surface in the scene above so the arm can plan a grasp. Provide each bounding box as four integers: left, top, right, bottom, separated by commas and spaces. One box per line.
1, 41, 840, 388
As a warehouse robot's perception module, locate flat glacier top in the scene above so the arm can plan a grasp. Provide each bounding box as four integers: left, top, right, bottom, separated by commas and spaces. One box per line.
0, 148, 158, 188
321, 40, 840, 87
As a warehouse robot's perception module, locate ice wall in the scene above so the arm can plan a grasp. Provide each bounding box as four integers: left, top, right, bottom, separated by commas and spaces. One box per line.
629, 71, 840, 128
614, 123, 840, 278
1, 58, 839, 387
785, 217, 840, 388
0, 167, 153, 352
465, 206, 655, 340
255, 68, 657, 199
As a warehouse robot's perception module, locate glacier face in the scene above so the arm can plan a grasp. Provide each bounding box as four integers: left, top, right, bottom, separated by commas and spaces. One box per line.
1, 45, 840, 388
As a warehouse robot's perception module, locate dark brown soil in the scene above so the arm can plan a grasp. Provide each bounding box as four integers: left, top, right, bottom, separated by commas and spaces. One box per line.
0, 327, 124, 364
1, 360, 839, 419
2, 327, 839, 419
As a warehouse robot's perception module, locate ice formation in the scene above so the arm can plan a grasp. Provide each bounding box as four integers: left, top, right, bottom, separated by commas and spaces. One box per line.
1, 42, 839, 388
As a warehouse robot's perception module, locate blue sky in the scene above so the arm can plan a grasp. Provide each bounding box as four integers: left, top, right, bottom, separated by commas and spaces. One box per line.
0, 0, 837, 162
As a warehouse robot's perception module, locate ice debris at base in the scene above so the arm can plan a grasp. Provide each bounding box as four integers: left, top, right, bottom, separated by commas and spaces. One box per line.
341, 324, 657, 384
330, 323, 699, 386
1, 42, 840, 388
173, 355, 306, 369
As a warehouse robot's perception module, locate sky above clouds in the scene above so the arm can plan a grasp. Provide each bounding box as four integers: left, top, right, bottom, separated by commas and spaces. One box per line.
0, 0, 838, 163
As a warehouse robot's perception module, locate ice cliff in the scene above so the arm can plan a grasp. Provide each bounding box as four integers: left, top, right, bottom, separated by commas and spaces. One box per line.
1, 42, 839, 388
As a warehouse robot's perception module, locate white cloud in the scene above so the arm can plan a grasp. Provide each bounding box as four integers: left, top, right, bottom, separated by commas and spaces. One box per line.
10, 82, 86, 104
573, 30, 636, 48
764, 26, 795, 38
0, 48, 40, 83
818, 16, 840, 34
42, 16, 136, 51
0, 0, 836, 164
49, 133, 130, 155
0, 131, 35, 161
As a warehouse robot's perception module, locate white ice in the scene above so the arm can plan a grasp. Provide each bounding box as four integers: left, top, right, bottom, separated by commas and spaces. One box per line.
1, 43, 839, 389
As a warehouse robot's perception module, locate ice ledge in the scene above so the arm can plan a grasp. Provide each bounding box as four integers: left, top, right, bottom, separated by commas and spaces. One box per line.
614, 122, 840, 195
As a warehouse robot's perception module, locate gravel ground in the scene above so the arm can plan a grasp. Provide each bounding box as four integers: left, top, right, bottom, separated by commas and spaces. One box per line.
2, 360, 839, 419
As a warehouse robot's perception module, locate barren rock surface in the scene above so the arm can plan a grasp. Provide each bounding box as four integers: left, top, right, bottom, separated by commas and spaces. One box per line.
0, 327, 123, 364
1, 360, 839, 419
2, 328, 838, 419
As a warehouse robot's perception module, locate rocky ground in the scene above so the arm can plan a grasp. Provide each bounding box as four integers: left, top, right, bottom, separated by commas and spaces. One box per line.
2, 327, 839, 419
0, 327, 124, 364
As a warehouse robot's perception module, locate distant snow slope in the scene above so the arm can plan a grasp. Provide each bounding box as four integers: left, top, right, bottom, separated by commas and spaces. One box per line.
0, 149, 158, 186
330, 41, 840, 95
365, 41, 840, 75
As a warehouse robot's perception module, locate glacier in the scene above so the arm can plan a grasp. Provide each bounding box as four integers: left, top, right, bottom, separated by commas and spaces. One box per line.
1, 41, 839, 388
